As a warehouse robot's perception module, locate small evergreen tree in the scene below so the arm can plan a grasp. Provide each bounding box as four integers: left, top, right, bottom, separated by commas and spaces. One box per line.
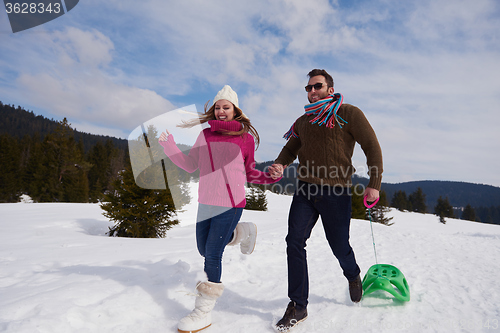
367, 190, 394, 225
391, 190, 409, 211
434, 196, 454, 224
408, 187, 427, 213
101, 166, 179, 238
461, 204, 476, 222
245, 184, 268, 211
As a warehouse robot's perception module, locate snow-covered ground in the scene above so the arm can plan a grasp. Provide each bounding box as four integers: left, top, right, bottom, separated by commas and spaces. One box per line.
1, 183, 499, 333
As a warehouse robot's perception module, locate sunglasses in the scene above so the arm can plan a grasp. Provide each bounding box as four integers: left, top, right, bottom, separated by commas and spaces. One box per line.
305, 83, 324, 92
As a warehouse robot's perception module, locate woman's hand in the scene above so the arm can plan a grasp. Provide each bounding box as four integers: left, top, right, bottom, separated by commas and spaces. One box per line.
159, 129, 171, 142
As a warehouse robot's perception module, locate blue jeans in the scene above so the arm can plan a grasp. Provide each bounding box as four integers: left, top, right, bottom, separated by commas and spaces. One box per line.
286, 181, 360, 308
196, 204, 243, 283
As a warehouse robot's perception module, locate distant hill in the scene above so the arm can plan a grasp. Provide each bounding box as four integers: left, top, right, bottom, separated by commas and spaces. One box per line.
351, 178, 500, 209
254, 162, 500, 224
254, 161, 500, 207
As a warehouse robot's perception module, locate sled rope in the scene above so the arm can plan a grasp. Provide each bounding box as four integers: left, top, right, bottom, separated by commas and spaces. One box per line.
364, 197, 383, 278
367, 206, 379, 265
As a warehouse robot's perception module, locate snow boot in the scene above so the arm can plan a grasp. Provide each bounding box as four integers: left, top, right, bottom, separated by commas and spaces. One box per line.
178, 281, 224, 333
227, 222, 257, 254
349, 274, 363, 303
275, 301, 308, 332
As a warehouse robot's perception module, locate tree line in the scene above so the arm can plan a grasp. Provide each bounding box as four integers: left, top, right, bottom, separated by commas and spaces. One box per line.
390, 188, 482, 224
0, 117, 127, 203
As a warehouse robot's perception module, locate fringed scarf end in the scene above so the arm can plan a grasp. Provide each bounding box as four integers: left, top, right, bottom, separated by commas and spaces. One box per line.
283, 122, 298, 140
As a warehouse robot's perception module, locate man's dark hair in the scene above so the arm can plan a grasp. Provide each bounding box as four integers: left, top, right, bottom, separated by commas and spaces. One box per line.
308, 69, 334, 88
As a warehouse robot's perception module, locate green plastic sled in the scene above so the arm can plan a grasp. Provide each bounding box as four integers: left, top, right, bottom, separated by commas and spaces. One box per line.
361, 264, 410, 302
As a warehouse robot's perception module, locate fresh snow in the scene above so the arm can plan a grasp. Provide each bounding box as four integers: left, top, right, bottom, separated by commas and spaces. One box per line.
1, 182, 500, 333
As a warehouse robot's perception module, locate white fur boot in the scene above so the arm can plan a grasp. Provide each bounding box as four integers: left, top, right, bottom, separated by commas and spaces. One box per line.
177, 281, 224, 333
227, 222, 257, 254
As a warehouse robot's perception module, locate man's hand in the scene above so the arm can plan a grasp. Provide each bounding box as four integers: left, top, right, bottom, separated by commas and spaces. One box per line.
268, 163, 285, 180
364, 187, 379, 203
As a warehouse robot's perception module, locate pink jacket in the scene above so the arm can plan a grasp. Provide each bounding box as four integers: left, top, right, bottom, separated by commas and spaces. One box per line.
159, 120, 281, 208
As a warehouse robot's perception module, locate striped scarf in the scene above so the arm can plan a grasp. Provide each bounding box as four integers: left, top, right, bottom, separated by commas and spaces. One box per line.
283, 93, 347, 140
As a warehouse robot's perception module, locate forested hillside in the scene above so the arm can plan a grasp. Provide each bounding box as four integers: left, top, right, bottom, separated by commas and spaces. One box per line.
0, 102, 194, 204
0, 102, 127, 152
0, 103, 128, 202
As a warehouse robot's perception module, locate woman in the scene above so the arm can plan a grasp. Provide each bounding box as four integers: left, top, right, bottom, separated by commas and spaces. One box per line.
159, 85, 280, 333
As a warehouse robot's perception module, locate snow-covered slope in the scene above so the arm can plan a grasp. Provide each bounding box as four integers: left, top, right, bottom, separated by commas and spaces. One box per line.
1, 183, 499, 333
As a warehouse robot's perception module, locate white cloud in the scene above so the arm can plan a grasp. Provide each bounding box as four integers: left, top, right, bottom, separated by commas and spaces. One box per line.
12, 27, 176, 136
52, 27, 114, 68
407, 0, 499, 47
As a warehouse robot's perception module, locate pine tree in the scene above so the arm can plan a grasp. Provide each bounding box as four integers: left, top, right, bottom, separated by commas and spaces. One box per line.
22, 136, 46, 201
87, 141, 108, 201
434, 196, 454, 224
461, 204, 476, 222
0, 134, 21, 202
86, 139, 125, 202
391, 190, 409, 211
18, 133, 39, 194
367, 190, 394, 225
32, 133, 62, 201
101, 166, 179, 238
63, 139, 90, 202
245, 184, 268, 211
38, 118, 91, 202
408, 187, 427, 213
256, 186, 268, 211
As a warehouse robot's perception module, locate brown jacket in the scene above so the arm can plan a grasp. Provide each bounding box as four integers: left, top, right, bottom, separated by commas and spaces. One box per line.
275, 103, 383, 190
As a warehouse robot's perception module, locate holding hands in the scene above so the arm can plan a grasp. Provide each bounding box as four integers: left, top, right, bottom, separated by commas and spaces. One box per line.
268, 163, 380, 204
268, 163, 285, 180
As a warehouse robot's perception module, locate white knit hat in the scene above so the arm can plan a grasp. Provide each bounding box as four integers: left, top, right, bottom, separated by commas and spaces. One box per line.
213, 85, 239, 108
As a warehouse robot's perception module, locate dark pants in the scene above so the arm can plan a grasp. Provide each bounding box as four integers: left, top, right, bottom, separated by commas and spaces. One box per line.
286, 181, 360, 308
196, 204, 243, 283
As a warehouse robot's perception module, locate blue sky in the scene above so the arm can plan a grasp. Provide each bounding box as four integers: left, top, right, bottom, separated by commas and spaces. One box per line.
1, 0, 500, 187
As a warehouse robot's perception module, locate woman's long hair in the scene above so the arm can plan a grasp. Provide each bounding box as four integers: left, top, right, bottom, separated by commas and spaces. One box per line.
177, 100, 260, 149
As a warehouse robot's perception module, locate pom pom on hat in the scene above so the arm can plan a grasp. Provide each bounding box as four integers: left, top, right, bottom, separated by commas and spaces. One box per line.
213, 85, 239, 108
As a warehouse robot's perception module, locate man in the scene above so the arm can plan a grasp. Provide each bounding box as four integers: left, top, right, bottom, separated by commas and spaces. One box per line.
269, 69, 383, 331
